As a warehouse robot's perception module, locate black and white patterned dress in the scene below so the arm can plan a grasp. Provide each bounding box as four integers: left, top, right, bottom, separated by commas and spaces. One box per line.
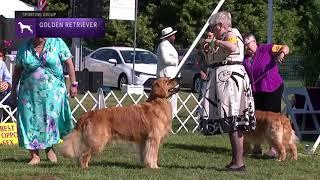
199, 28, 256, 135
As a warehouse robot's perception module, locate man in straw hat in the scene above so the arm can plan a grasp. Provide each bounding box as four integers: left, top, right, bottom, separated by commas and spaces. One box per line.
156, 26, 179, 117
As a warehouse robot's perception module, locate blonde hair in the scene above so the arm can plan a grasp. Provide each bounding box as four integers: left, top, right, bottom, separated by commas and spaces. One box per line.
209, 11, 232, 28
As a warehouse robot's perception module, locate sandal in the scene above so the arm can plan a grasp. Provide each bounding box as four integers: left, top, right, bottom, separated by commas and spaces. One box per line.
225, 163, 233, 168
226, 165, 246, 172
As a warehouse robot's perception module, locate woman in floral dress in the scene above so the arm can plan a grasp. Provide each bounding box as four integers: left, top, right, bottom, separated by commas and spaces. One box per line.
12, 38, 78, 165
201, 12, 256, 171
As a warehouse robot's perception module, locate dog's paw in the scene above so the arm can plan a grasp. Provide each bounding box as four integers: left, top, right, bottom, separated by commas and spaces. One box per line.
80, 164, 89, 169
147, 164, 159, 169
276, 158, 286, 162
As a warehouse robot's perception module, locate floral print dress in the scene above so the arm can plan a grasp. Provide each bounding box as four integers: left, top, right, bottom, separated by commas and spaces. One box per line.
16, 38, 74, 150
199, 28, 256, 135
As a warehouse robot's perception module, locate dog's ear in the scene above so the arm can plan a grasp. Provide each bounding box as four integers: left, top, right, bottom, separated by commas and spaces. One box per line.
149, 82, 167, 99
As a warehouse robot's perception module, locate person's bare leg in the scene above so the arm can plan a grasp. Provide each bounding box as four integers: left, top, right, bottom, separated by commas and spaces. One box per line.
28, 150, 40, 165
227, 133, 236, 167
228, 131, 245, 168
46, 147, 57, 163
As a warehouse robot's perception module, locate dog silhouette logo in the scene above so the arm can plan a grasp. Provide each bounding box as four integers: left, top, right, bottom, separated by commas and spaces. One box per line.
18, 22, 34, 34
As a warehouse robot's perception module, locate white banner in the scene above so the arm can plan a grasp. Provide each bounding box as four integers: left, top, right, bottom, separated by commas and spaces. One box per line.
109, 0, 135, 21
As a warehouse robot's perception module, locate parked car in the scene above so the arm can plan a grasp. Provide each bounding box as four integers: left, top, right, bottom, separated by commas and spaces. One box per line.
84, 47, 157, 88
178, 49, 202, 92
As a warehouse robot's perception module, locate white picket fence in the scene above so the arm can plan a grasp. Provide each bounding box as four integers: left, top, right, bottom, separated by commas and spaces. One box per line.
0, 89, 203, 134
71, 89, 203, 134
0, 58, 201, 134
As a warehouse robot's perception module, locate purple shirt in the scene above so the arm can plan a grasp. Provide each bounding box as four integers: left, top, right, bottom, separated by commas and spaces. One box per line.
243, 44, 283, 93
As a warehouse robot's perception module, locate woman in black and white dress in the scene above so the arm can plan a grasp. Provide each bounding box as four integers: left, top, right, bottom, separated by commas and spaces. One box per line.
200, 11, 256, 171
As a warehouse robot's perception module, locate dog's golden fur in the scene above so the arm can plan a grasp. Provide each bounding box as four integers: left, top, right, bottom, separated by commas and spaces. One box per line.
61, 77, 180, 169
244, 110, 298, 161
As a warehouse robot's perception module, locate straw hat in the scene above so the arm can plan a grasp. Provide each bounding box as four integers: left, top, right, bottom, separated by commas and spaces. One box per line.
160, 27, 177, 39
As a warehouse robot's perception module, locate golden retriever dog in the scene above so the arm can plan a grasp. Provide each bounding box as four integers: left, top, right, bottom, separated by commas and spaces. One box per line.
61, 77, 180, 169
244, 110, 298, 161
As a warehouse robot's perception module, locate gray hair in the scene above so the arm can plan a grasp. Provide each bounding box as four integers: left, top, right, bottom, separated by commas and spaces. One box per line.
243, 33, 256, 42
209, 11, 232, 28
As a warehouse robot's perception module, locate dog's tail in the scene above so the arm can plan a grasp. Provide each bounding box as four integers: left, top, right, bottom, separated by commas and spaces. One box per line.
61, 130, 82, 158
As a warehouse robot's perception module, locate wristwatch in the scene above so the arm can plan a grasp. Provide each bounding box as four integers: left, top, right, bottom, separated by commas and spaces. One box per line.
71, 81, 78, 87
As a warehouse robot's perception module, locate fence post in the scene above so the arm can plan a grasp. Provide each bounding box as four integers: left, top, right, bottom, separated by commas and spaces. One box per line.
97, 88, 105, 109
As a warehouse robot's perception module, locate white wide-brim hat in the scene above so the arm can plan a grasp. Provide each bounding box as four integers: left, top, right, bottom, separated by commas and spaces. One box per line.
160, 27, 177, 39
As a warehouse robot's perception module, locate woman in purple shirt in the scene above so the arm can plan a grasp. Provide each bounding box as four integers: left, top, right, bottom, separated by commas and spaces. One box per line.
243, 33, 289, 156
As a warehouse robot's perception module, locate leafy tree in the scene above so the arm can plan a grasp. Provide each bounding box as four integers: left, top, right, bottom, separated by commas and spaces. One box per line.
47, 0, 69, 11
22, 0, 69, 11
298, 0, 320, 86
84, 0, 157, 51
19, 0, 319, 57
224, 0, 269, 43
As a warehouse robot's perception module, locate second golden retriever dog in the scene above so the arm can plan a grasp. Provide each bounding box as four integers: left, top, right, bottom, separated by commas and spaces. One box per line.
244, 110, 298, 161
61, 77, 180, 169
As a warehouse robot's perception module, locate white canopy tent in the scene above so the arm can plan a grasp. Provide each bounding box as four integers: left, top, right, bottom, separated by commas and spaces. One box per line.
0, 0, 37, 18
0, 0, 37, 73
0, 0, 37, 54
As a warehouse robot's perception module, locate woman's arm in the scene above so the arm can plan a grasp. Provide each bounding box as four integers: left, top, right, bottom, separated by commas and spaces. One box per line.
11, 66, 22, 101
272, 44, 290, 55
272, 44, 290, 63
279, 45, 289, 55
215, 32, 238, 53
64, 58, 77, 97
0, 61, 12, 91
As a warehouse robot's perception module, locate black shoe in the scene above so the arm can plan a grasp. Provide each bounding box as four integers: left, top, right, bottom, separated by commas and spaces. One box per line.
225, 163, 232, 168
226, 165, 246, 172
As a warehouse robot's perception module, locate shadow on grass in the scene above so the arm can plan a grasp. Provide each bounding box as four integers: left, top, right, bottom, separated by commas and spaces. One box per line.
1, 158, 68, 168
165, 142, 230, 154
90, 161, 141, 169
245, 154, 279, 160
1, 157, 27, 163
162, 164, 226, 171
38, 163, 61, 168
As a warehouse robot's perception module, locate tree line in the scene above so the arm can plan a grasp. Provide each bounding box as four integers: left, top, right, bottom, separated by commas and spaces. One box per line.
19, 0, 320, 85
21, 0, 320, 56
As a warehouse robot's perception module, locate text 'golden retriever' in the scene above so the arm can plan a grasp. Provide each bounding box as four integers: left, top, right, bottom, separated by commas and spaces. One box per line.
61, 77, 180, 169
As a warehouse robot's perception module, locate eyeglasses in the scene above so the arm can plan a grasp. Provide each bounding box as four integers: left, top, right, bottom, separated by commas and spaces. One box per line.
244, 40, 254, 46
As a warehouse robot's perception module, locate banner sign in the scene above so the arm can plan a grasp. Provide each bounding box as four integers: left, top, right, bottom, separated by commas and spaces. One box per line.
0, 123, 18, 145
15, 11, 67, 18
15, 18, 105, 38
109, 0, 135, 21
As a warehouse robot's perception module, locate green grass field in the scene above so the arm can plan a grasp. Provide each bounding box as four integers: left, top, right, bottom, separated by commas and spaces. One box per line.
1, 80, 317, 179
0, 133, 319, 179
